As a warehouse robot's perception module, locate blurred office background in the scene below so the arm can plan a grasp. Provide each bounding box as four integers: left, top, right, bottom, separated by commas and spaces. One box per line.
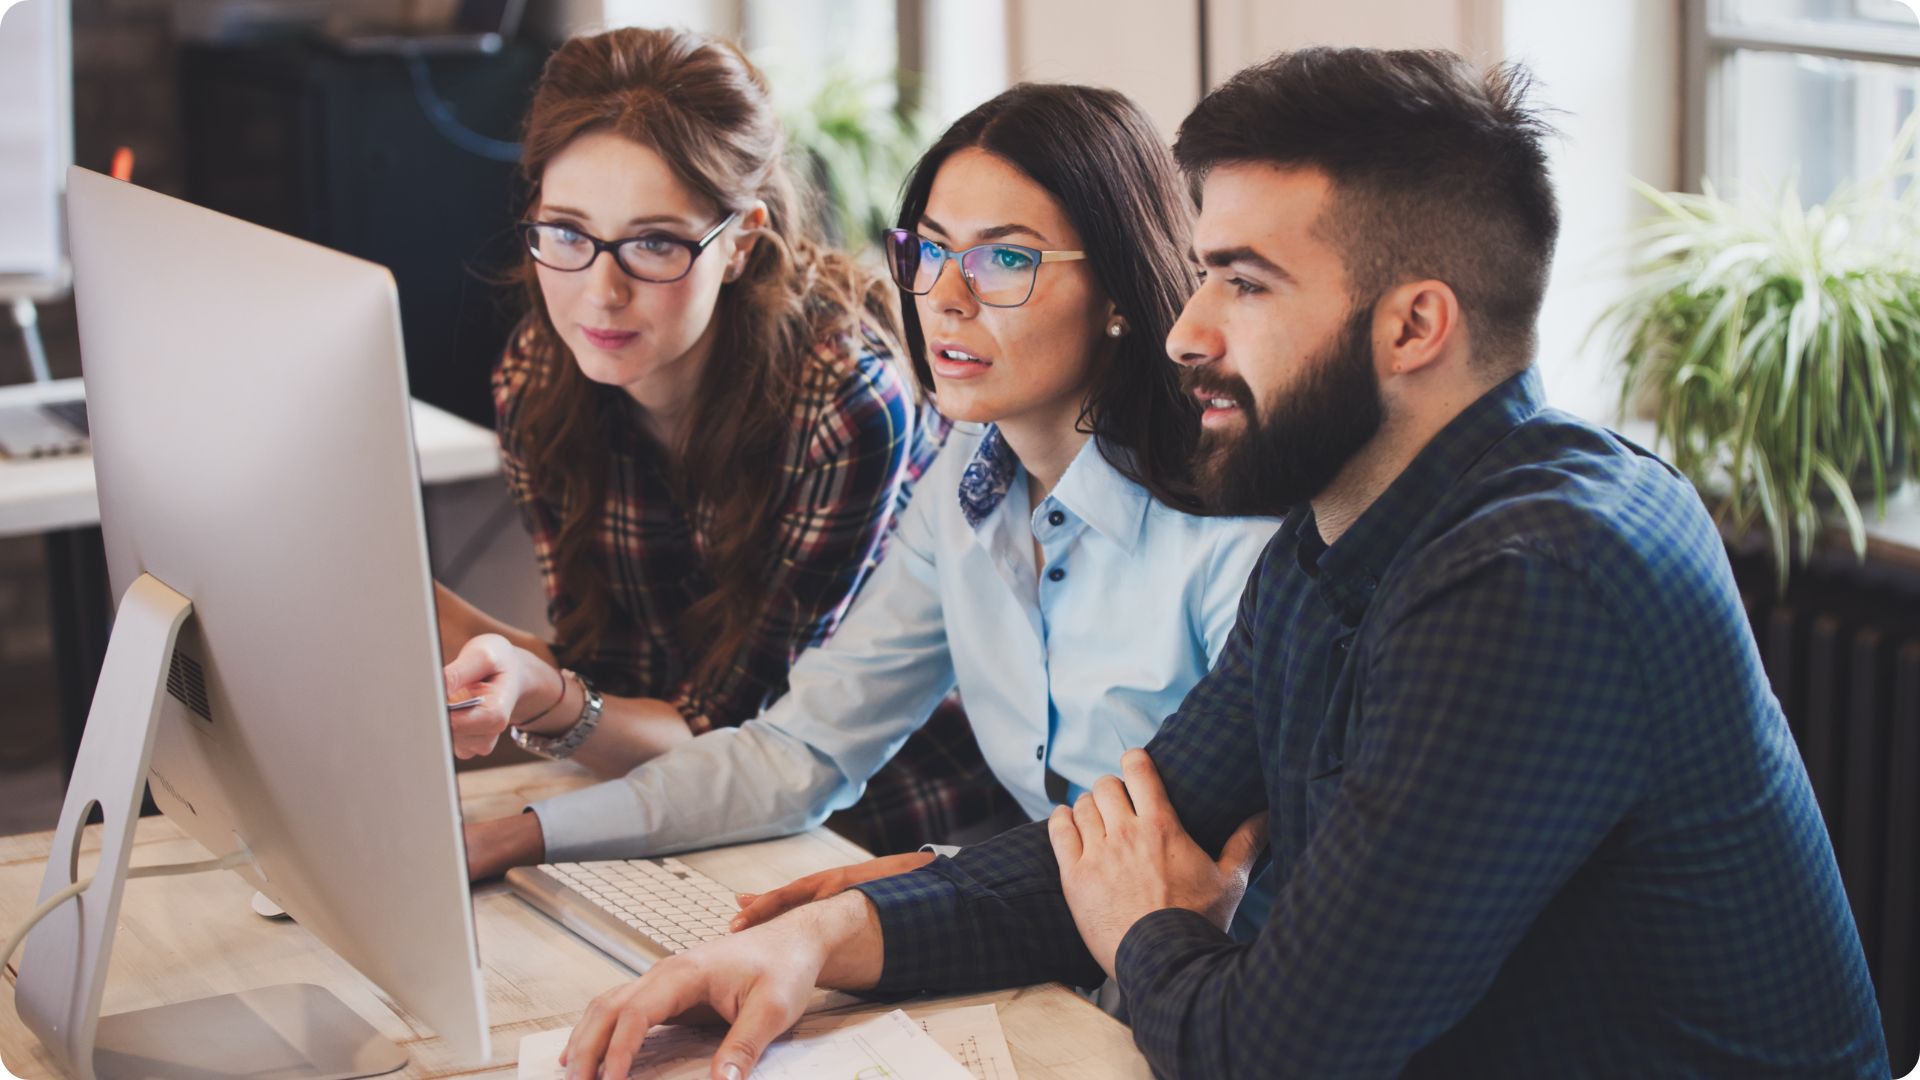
2, 0, 1919, 1062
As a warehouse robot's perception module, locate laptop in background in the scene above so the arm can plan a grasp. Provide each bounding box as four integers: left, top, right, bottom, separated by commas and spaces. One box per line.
0, 394, 87, 459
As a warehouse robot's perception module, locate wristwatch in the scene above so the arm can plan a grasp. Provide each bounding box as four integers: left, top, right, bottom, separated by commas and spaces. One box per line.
509, 670, 604, 760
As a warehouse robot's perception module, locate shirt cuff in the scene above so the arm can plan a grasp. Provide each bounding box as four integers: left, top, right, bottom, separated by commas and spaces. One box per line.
850, 860, 965, 993
1115, 906, 1234, 998
526, 778, 652, 863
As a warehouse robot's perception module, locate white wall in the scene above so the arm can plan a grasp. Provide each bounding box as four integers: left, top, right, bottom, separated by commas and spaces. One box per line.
1503, 0, 1681, 422
1204, 0, 1500, 75
1004, 0, 1199, 143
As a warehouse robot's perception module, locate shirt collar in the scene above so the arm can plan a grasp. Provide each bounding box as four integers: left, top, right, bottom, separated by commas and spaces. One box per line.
958, 424, 1020, 529
1046, 437, 1152, 554
958, 428, 1151, 552
1292, 366, 1547, 625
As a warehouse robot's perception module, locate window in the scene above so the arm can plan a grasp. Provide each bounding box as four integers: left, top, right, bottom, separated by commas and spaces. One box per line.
598, 0, 1008, 126
1687, 0, 1920, 202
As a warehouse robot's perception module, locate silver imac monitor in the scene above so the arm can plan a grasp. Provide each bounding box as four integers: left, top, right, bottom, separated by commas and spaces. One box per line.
14, 167, 490, 1078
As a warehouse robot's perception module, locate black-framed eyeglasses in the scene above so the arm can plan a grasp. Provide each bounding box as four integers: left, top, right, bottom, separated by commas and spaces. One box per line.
883, 228, 1086, 308
517, 211, 742, 283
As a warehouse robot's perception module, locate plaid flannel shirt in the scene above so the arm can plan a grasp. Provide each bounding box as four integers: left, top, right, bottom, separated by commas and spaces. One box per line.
856, 367, 1888, 1077
496, 320, 1015, 849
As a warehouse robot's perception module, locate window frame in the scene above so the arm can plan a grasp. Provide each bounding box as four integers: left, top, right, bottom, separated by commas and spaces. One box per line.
1683, 0, 1920, 195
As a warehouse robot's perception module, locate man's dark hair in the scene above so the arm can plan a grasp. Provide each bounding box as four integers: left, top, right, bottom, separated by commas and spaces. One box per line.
1174, 48, 1560, 371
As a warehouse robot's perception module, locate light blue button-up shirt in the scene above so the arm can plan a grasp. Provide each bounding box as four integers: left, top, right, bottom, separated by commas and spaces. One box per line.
532, 424, 1281, 859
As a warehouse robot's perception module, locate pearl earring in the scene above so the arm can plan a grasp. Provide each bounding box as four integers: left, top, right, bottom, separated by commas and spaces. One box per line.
1106, 322, 1125, 338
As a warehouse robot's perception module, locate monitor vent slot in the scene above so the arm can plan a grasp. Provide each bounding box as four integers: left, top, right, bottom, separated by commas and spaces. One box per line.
166, 649, 212, 722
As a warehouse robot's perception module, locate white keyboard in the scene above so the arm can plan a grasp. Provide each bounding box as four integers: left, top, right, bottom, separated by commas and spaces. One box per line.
506, 857, 739, 971
506, 852, 872, 1014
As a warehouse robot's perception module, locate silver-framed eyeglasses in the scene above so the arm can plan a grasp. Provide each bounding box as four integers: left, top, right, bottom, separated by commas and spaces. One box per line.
883, 228, 1086, 308
518, 210, 742, 284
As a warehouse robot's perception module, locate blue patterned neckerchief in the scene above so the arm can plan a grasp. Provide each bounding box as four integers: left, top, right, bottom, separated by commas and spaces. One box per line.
957, 424, 1020, 529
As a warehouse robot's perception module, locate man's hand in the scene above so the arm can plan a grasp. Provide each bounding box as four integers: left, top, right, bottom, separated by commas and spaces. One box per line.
730, 852, 935, 932
1048, 748, 1268, 977
560, 891, 884, 1080
462, 813, 545, 882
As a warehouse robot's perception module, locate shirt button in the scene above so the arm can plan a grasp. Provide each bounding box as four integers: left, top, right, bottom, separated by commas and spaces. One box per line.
1035, 744, 1045, 760
1047, 510, 1066, 527
1047, 566, 1066, 582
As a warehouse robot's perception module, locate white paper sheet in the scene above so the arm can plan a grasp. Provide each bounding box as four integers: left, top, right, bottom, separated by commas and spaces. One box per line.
516, 1005, 1008, 1080
914, 1005, 1019, 1080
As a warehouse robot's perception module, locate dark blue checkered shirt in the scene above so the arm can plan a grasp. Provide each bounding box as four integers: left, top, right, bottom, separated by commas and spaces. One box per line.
855, 368, 1888, 1077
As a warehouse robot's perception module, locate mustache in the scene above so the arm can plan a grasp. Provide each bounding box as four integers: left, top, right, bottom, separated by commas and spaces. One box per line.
1178, 367, 1254, 412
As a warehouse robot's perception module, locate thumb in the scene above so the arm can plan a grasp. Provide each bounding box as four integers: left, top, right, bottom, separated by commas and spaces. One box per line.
1216, 811, 1270, 881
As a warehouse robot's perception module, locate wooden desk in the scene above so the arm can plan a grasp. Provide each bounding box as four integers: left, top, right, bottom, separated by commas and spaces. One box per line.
0, 762, 1149, 1078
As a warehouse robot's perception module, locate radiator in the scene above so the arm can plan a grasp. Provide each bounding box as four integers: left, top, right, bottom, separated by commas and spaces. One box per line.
1731, 548, 1920, 1072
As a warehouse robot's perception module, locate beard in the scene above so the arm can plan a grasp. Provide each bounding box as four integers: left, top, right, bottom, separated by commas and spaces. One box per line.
1184, 303, 1385, 517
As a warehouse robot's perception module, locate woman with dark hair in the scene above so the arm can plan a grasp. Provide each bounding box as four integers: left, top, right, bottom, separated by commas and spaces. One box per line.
463, 80, 1280, 898
436, 27, 973, 875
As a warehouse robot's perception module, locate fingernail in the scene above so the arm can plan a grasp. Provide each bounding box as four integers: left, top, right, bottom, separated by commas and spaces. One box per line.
724, 1065, 742, 1080
729, 917, 745, 931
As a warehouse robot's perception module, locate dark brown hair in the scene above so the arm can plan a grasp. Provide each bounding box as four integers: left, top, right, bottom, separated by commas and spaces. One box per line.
508, 27, 902, 685
1174, 48, 1560, 369
894, 83, 1205, 513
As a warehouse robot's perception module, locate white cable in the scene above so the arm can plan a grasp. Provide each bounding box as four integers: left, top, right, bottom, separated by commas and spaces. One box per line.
2, 850, 252, 972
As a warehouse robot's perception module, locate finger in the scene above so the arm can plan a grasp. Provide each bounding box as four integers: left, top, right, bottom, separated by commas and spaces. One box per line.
1047, 804, 1082, 867
561, 985, 625, 1076
567, 971, 706, 1080
450, 702, 510, 742
1119, 748, 1175, 824
712, 990, 802, 1080
442, 638, 503, 696
1072, 791, 1106, 844
451, 734, 497, 760
1217, 811, 1271, 881
600, 1007, 651, 1080
1090, 774, 1135, 831
731, 877, 821, 932
733, 892, 757, 910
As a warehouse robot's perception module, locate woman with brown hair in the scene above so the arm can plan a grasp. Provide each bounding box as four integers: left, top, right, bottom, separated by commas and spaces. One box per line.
436, 27, 967, 876
476, 83, 1281, 944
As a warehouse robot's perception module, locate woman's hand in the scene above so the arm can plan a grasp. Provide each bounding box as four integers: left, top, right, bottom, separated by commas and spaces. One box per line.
728, 851, 936, 932
442, 632, 565, 758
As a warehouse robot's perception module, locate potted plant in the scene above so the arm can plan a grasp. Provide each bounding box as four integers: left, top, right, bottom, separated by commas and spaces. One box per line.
1598, 122, 1920, 583
779, 70, 931, 251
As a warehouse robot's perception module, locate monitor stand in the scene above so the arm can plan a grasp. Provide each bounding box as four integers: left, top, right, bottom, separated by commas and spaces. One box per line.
12, 572, 408, 1080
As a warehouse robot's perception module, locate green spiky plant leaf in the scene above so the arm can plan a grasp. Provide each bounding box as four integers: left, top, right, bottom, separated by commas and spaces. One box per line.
1596, 115, 1920, 586
778, 70, 931, 251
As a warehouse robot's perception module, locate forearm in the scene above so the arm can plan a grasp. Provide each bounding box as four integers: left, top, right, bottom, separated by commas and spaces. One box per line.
436, 582, 553, 663
854, 820, 1107, 994
564, 695, 695, 779
808, 890, 886, 991
530, 719, 854, 862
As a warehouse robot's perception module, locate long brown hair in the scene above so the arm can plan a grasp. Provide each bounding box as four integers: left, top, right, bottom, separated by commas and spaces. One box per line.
509, 27, 902, 687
